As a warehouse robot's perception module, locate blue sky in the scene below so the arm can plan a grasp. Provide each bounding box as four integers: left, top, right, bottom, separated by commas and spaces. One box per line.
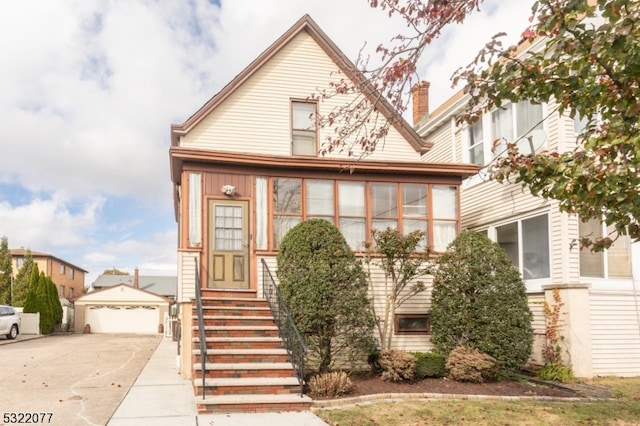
0, 0, 531, 286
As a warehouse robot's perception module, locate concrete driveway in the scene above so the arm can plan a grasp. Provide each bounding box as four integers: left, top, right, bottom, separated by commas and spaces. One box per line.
0, 334, 162, 426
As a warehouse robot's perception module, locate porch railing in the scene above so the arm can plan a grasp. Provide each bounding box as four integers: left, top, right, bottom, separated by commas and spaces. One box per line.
194, 258, 207, 400
260, 259, 307, 397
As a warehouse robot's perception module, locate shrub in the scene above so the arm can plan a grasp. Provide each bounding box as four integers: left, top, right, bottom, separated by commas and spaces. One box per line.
367, 349, 382, 373
379, 349, 416, 382
430, 231, 533, 374
445, 346, 499, 383
277, 219, 375, 373
308, 371, 353, 398
413, 351, 446, 378
535, 363, 576, 383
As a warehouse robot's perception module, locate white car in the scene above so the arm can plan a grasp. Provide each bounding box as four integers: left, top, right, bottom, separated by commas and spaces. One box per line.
0, 305, 20, 340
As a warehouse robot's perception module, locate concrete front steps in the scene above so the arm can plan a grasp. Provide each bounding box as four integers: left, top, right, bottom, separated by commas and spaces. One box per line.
192, 292, 311, 413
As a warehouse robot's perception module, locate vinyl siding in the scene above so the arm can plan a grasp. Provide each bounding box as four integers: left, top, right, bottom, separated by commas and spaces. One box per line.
589, 290, 640, 376
528, 292, 547, 366
181, 32, 420, 162
178, 250, 198, 302
421, 118, 457, 163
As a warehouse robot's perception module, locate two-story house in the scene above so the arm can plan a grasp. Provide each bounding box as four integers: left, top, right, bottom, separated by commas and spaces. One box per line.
416, 34, 640, 378
169, 15, 478, 412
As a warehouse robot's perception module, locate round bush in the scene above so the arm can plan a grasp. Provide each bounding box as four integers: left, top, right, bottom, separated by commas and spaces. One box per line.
277, 219, 375, 373
430, 231, 533, 373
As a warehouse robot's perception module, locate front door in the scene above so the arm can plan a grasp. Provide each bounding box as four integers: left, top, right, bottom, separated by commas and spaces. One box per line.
208, 200, 250, 289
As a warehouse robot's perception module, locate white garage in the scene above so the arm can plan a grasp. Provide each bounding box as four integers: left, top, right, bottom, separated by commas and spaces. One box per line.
75, 284, 170, 334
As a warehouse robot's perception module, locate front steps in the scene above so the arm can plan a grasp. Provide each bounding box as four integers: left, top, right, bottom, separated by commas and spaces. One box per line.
192, 293, 311, 413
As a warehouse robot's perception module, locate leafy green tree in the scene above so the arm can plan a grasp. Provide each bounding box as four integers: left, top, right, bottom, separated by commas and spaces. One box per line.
47, 277, 63, 330
0, 236, 12, 305
277, 219, 375, 373
22, 263, 40, 313
12, 250, 34, 307
102, 268, 129, 275
430, 231, 533, 373
363, 228, 432, 350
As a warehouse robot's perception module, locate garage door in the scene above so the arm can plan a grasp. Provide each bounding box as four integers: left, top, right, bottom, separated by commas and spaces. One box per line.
86, 305, 159, 333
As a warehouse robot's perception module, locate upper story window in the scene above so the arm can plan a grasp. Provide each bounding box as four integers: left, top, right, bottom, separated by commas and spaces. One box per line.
291, 101, 317, 156
60, 264, 65, 274
268, 178, 459, 252
59, 285, 65, 297
579, 219, 631, 279
466, 101, 544, 167
16, 257, 24, 268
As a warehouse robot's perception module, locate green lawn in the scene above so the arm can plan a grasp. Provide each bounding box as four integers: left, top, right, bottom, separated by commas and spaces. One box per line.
314, 377, 640, 425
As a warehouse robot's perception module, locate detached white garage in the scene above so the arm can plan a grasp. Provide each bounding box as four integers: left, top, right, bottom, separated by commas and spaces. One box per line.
74, 284, 170, 334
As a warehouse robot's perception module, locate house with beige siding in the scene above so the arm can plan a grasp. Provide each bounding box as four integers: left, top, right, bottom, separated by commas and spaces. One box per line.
415, 35, 640, 378
169, 15, 478, 413
11, 249, 87, 302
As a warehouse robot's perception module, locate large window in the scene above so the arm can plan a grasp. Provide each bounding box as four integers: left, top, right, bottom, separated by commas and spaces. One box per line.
268, 178, 459, 251
291, 101, 317, 156
495, 214, 550, 280
467, 101, 544, 166
579, 219, 631, 278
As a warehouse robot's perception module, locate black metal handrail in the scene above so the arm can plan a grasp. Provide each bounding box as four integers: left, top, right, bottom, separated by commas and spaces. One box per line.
194, 257, 207, 400
260, 259, 307, 397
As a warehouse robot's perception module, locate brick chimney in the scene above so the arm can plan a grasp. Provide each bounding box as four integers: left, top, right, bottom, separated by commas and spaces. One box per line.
411, 80, 430, 126
134, 268, 139, 289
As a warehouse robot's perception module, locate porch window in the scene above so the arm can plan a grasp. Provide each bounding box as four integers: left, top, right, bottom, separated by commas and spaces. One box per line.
579, 218, 631, 278
291, 101, 317, 156
395, 313, 430, 334
432, 186, 457, 252
371, 183, 398, 233
306, 180, 334, 224
273, 178, 302, 247
268, 177, 459, 252
338, 182, 366, 250
402, 184, 428, 250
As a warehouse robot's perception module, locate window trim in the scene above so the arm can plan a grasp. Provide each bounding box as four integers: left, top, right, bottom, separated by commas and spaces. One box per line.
267, 177, 460, 252
394, 313, 431, 335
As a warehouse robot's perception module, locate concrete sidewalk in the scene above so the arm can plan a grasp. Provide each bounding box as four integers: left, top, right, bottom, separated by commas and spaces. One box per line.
108, 338, 328, 425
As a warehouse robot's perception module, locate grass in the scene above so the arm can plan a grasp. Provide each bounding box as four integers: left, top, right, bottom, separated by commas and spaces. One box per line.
314, 377, 640, 425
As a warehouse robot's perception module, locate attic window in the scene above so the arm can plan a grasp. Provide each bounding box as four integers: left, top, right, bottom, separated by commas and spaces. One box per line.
291, 101, 317, 156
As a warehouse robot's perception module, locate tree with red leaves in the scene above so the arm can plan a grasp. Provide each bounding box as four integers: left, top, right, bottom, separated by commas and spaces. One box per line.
318, 0, 640, 249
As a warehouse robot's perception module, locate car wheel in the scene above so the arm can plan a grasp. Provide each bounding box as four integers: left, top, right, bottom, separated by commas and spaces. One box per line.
7, 325, 18, 340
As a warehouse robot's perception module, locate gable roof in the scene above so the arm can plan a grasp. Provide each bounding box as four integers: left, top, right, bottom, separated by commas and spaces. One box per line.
92, 275, 177, 298
170, 14, 432, 153
76, 283, 171, 303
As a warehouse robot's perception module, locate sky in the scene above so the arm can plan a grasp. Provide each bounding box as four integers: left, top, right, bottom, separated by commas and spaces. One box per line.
0, 0, 532, 286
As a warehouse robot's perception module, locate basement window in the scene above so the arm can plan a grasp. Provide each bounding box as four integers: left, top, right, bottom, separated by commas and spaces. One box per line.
395, 314, 430, 334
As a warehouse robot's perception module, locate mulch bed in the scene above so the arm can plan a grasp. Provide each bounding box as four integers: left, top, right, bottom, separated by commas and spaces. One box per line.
312, 373, 589, 400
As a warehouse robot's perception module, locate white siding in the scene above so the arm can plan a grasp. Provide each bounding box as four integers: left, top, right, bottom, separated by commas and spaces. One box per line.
528, 292, 546, 366
181, 32, 420, 162
421, 119, 457, 163
178, 251, 198, 302
590, 290, 640, 376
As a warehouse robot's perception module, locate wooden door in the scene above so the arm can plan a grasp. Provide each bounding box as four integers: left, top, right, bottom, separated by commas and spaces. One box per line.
208, 200, 249, 288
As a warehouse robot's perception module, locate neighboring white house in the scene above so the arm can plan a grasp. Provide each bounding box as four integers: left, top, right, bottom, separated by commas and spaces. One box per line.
415, 35, 640, 377
74, 284, 170, 334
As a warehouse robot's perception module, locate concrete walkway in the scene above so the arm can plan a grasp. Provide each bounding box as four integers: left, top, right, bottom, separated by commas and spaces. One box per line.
108, 338, 328, 425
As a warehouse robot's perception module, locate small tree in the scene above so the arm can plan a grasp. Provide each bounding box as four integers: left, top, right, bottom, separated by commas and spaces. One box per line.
47, 277, 63, 330
277, 219, 375, 373
431, 231, 533, 373
364, 228, 432, 350
0, 236, 12, 305
102, 268, 129, 275
12, 249, 34, 307
24, 270, 54, 334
